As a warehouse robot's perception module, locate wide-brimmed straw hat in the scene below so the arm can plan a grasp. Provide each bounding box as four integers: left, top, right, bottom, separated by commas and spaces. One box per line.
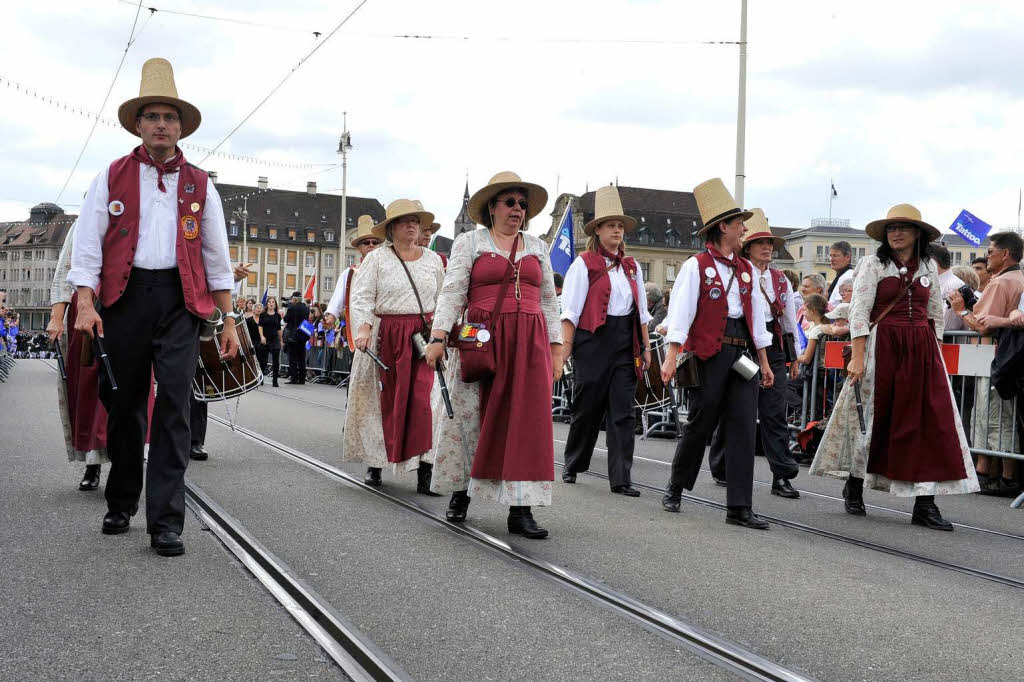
583, 185, 637, 236
117, 58, 201, 139
349, 215, 378, 247
741, 208, 785, 251
693, 178, 753, 237
371, 199, 435, 240
864, 203, 941, 242
468, 171, 548, 225
424, 222, 441, 235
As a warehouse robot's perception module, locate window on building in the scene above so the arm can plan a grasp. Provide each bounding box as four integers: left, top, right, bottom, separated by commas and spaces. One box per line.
306, 231, 315, 242
324, 276, 333, 291
23, 251, 31, 261
268, 228, 278, 240
247, 272, 257, 286
267, 273, 277, 287
229, 222, 239, 237
305, 253, 314, 268
969, 252, 976, 261
229, 246, 239, 261
324, 230, 334, 242
0, 252, 6, 260
666, 264, 676, 282
664, 228, 680, 248
267, 249, 278, 265
324, 253, 334, 268
816, 245, 826, 261
249, 225, 258, 238
954, 251, 962, 264
798, 246, 803, 258
11, 252, 19, 261
288, 229, 297, 241
286, 250, 297, 266
635, 227, 652, 246
247, 247, 258, 263
347, 254, 357, 267
286, 274, 296, 290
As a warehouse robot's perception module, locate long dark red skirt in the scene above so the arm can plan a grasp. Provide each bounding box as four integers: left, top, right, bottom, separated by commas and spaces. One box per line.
66, 293, 108, 454
377, 313, 433, 464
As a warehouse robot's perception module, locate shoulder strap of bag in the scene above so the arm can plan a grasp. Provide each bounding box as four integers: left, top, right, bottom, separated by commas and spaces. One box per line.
391, 245, 431, 330
487, 232, 520, 322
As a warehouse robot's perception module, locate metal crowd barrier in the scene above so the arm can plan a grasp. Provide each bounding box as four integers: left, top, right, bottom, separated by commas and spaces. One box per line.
0, 346, 14, 382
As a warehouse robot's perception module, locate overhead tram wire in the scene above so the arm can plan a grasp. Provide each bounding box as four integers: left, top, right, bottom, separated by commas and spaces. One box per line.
197, 0, 370, 167
55, 1, 148, 204
115, 0, 322, 36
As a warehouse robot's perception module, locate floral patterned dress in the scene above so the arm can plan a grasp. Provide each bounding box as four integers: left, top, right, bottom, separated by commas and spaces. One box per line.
809, 255, 980, 496
429, 229, 562, 506
343, 245, 444, 472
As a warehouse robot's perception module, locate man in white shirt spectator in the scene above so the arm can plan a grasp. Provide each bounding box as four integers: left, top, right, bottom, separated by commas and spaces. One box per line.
826, 241, 854, 307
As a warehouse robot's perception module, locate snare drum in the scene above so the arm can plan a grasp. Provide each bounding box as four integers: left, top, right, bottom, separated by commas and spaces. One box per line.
634, 332, 672, 410
193, 314, 264, 402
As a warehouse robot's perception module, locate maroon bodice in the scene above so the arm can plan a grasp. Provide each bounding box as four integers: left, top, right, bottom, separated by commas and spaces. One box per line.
872, 273, 932, 329
467, 253, 543, 314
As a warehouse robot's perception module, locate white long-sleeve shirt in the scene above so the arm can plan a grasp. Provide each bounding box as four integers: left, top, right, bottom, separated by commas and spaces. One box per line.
325, 266, 356, 319
754, 264, 799, 335
67, 161, 234, 292
559, 254, 654, 327
665, 252, 773, 350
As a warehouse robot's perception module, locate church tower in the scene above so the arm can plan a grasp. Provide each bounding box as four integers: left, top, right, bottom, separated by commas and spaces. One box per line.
454, 178, 475, 237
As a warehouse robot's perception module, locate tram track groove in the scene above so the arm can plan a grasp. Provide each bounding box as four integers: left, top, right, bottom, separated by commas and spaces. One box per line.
209, 413, 816, 682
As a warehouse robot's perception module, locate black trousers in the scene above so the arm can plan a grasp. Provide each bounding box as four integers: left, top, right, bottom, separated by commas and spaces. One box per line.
99, 268, 200, 535
189, 391, 207, 447
563, 315, 638, 488
258, 344, 280, 380
667, 318, 759, 508
709, 333, 798, 481
287, 339, 306, 382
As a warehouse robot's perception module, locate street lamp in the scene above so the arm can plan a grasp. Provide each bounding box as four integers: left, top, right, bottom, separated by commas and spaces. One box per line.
338, 113, 352, 285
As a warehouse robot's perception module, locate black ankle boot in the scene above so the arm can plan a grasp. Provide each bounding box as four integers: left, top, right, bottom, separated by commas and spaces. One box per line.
364, 467, 382, 487
507, 506, 548, 539
79, 465, 101, 491
912, 495, 953, 531
662, 484, 682, 513
843, 476, 866, 516
417, 462, 441, 496
446, 490, 470, 522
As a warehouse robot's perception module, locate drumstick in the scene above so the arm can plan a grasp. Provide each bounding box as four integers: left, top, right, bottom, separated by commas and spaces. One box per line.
436, 362, 454, 419
94, 331, 117, 391
362, 347, 389, 372
853, 382, 867, 434
53, 340, 67, 381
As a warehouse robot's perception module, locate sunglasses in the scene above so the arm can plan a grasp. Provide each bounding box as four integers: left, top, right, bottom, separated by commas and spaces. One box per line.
359, 239, 382, 246
885, 223, 916, 233
500, 198, 528, 210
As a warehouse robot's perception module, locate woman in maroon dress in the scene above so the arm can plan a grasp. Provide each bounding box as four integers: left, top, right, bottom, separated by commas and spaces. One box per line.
426, 172, 563, 539
810, 204, 979, 529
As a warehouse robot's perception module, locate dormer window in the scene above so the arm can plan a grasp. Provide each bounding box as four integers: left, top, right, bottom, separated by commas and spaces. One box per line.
265, 208, 271, 215
324, 230, 335, 242
665, 228, 680, 248
306, 231, 315, 242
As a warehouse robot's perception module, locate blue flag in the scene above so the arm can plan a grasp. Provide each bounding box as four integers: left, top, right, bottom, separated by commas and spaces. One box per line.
549, 205, 575, 276
260, 287, 269, 307
298, 319, 315, 339
795, 321, 808, 354
949, 209, 992, 248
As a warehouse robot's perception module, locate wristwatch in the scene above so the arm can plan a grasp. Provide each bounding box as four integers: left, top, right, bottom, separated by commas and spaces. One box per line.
428, 337, 446, 345
958, 310, 969, 317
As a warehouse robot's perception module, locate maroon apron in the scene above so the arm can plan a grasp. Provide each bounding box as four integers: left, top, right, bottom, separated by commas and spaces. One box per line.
376, 313, 434, 464
867, 273, 967, 482
467, 254, 554, 482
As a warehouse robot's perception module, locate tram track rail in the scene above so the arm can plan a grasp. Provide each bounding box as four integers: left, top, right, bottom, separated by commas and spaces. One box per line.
209, 413, 816, 682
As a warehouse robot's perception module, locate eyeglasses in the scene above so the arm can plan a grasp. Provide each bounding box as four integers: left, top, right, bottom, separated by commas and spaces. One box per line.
501, 198, 528, 210
359, 239, 382, 246
885, 223, 915, 233
140, 113, 180, 124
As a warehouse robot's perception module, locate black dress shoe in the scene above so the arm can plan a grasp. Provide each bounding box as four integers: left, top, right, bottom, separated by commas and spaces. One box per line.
446, 490, 470, 522
507, 506, 548, 539
611, 485, 641, 497
189, 444, 209, 461
843, 477, 866, 516
662, 485, 682, 513
561, 471, 576, 484
102, 511, 131, 535
272, 380, 280, 387
771, 478, 800, 499
416, 462, 441, 496
911, 498, 954, 531
79, 465, 101, 491
364, 467, 382, 487
150, 531, 185, 556
725, 507, 770, 530
711, 475, 727, 487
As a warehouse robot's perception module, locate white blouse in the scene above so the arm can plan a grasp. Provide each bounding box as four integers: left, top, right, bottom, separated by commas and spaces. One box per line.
559, 254, 654, 327
349, 246, 444, 330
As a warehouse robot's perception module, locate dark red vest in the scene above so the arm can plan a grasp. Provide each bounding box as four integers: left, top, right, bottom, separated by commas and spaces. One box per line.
682, 250, 756, 360
577, 251, 643, 376
102, 153, 215, 318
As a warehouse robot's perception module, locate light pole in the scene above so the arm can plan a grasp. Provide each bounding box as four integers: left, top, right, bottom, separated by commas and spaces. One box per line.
233, 196, 249, 295
338, 113, 352, 287
734, 0, 748, 206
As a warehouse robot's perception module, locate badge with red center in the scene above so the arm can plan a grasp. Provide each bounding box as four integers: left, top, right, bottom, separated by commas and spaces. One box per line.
108, 200, 125, 216
181, 215, 199, 240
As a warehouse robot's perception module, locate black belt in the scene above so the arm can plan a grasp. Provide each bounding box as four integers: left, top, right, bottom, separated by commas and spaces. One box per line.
722, 335, 750, 348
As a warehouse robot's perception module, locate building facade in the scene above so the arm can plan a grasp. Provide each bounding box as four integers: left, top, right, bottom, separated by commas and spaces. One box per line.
0, 203, 76, 330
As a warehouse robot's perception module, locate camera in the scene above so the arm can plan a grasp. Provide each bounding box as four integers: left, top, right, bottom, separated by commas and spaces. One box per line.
945, 283, 977, 311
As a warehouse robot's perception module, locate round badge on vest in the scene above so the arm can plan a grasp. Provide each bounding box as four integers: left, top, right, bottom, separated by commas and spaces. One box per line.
709, 287, 722, 300
181, 215, 199, 240
781, 292, 787, 302
741, 272, 751, 283
108, 200, 125, 216
190, 202, 201, 212
704, 266, 716, 278
920, 276, 930, 288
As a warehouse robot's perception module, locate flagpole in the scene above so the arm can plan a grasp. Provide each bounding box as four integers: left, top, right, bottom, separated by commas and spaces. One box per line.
734, 0, 748, 205
828, 177, 832, 223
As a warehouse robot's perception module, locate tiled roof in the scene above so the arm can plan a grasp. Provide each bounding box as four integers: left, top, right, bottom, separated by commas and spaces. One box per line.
578, 186, 704, 250
0, 203, 76, 247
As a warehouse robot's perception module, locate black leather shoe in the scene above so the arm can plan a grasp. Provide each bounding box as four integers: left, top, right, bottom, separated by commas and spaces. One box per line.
446, 491, 470, 522
102, 511, 131, 535
662, 485, 682, 513
416, 463, 441, 496
711, 475, 727, 487
911, 500, 954, 531
726, 507, 770, 530
771, 478, 800, 499
79, 465, 101, 491
507, 506, 548, 539
364, 467, 382, 487
561, 471, 576, 484
611, 485, 641, 497
843, 478, 866, 516
189, 444, 209, 461
272, 379, 279, 387
150, 531, 185, 556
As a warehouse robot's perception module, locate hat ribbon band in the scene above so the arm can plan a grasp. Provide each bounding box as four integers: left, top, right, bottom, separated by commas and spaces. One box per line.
703, 207, 743, 228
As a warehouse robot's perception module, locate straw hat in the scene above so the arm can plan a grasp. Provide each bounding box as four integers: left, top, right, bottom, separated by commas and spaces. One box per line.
864, 203, 940, 242
468, 171, 548, 225
693, 178, 752, 237
583, 185, 637, 236
424, 222, 441, 235
117, 58, 201, 139
349, 215, 378, 247
740, 209, 785, 251
371, 199, 435, 240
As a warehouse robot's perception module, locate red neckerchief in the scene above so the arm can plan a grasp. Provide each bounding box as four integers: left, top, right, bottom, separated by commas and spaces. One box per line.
597, 243, 625, 270
705, 242, 737, 269
130, 145, 186, 192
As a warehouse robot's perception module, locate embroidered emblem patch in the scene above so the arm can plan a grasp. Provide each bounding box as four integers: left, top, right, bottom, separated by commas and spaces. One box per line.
184, 183, 196, 194
190, 202, 201, 212
780, 292, 787, 302
108, 200, 124, 216
741, 272, 751, 283
705, 278, 713, 286
709, 287, 722, 300
704, 266, 716, 278
920, 276, 930, 288
740, 286, 749, 295
181, 215, 199, 240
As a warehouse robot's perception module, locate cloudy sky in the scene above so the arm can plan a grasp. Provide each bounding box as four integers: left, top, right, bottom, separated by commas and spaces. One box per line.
3, 0, 1023, 238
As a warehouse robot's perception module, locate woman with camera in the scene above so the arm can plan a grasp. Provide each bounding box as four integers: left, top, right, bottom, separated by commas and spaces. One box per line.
344, 199, 445, 494
810, 204, 979, 530
424, 172, 563, 539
